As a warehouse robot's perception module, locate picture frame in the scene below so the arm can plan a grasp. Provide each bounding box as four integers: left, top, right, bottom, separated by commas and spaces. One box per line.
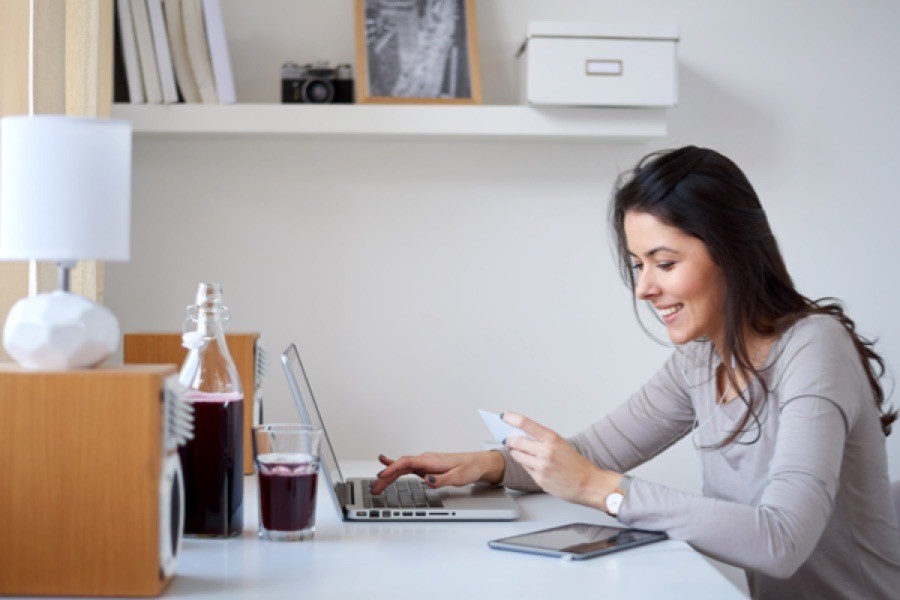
354, 0, 482, 104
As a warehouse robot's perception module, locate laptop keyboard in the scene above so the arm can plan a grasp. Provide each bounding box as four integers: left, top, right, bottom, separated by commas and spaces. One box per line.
362, 478, 444, 509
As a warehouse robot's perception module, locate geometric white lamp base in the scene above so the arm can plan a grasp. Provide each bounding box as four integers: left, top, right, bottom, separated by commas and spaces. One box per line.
2, 291, 120, 369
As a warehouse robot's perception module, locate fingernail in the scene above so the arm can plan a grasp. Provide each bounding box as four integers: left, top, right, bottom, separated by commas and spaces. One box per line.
377, 469, 385, 478
427, 475, 436, 484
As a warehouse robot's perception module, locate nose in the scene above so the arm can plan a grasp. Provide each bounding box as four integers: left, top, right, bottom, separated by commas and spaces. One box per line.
634, 267, 659, 301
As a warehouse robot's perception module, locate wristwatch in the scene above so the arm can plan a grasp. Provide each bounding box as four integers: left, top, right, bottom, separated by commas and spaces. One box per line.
603, 475, 632, 517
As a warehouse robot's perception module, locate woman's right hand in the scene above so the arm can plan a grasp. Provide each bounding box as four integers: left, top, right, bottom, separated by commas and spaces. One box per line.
369, 451, 506, 495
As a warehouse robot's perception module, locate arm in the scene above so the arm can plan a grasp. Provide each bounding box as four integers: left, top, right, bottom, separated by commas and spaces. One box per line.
618, 317, 863, 578
500, 348, 697, 491
619, 396, 846, 578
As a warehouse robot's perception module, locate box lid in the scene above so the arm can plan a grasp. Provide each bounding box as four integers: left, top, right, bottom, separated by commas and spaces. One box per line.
526, 21, 679, 41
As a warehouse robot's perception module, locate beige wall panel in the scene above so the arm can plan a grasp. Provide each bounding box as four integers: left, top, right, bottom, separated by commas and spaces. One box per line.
67, 0, 114, 302
66, 0, 113, 118
0, 1, 30, 361
0, 0, 29, 116
33, 0, 66, 113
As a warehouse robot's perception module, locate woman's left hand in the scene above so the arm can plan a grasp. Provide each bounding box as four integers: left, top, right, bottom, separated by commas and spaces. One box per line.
503, 412, 622, 509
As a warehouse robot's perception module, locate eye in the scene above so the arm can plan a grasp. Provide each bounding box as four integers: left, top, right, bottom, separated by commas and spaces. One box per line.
657, 261, 676, 271
630, 262, 643, 272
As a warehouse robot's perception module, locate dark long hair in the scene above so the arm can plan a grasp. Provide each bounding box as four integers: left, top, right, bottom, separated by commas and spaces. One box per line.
610, 146, 896, 445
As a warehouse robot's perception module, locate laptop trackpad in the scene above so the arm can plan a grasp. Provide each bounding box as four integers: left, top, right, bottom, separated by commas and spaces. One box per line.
438, 485, 518, 508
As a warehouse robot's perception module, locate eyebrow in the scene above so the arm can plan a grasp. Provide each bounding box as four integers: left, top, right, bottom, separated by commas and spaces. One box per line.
627, 246, 680, 258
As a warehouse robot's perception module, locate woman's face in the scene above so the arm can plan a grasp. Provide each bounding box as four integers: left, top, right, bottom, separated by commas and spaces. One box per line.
623, 211, 727, 347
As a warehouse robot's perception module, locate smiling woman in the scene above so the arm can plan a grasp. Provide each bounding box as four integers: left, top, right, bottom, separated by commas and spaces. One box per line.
623, 212, 727, 347
592, 146, 900, 597
372, 147, 900, 600
609, 147, 896, 444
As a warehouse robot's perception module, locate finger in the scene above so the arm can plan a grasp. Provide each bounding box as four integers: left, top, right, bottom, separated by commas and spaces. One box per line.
520, 464, 547, 492
502, 412, 558, 443
378, 454, 394, 467
370, 469, 424, 494
508, 447, 541, 472
370, 468, 408, 495
371, 459, 437, 494
423, 466, 468, 488
377, 455, 443, 483
377, 456, 418, 479
504, 434, 544, 458
378, 462, 428, 480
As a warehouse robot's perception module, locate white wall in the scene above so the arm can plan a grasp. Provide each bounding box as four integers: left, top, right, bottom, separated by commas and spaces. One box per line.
107, 0, 900, 495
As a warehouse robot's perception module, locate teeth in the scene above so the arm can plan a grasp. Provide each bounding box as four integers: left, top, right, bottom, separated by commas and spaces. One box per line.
659, 304, 682, 317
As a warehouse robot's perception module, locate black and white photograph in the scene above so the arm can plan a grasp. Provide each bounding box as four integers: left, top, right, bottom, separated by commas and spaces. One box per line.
355, 0, 481, 103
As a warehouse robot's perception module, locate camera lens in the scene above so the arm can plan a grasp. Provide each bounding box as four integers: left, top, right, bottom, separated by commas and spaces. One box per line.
301, 79, 335, 104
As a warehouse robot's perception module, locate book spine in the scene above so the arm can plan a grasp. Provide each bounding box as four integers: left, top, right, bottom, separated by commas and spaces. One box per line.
129, 0, 163, 103
162, 0, 201, 103
146, 0, 179, 103
116, 0, 146, 103
181, 0, 218, 103
200, 0, 236, 104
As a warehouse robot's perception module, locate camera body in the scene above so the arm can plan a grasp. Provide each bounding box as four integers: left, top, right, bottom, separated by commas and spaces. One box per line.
282, 62, 354, 104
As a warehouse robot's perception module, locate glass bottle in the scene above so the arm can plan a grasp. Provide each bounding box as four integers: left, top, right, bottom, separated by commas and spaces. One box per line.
178, 282, 244, 537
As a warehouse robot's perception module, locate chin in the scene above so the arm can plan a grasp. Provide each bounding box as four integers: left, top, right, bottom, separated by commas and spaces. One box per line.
666, 328, 699, 346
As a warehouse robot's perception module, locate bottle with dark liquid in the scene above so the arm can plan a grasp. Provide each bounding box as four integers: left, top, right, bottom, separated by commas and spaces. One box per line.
178, 283, 244, 538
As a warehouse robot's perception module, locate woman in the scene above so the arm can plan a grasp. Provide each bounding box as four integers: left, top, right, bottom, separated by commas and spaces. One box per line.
371, 146, 900, 598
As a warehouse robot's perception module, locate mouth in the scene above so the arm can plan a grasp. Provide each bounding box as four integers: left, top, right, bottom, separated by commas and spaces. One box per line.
655, 303, 684, 324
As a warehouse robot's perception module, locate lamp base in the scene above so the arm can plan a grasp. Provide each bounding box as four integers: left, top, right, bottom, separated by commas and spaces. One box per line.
3, 291, 120, 369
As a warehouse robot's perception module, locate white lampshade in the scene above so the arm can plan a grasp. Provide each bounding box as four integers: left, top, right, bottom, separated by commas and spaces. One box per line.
0, 115, 132, 370
0, 115, 131, 261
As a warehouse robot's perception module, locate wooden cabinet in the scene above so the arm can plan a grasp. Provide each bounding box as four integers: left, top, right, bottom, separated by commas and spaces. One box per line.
0, 365, 177, 597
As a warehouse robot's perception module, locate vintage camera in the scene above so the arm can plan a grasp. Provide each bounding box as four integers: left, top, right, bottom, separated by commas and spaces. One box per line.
281, 62, 354, 104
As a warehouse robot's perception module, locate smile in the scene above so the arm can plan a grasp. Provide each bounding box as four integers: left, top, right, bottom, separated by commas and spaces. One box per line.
657, 304, 684, 323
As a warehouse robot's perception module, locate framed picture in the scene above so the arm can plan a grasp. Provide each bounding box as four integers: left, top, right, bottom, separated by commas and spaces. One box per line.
354, 0, 482, 104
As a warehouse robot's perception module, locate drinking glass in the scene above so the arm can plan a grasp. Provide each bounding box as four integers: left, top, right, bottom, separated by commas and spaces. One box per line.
252, 424, 323, 541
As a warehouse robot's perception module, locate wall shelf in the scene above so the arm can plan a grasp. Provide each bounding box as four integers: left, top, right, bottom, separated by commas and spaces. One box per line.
110, 104, 667, 140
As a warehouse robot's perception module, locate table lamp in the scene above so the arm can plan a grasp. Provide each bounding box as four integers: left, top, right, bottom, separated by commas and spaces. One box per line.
0, 115, 131, 369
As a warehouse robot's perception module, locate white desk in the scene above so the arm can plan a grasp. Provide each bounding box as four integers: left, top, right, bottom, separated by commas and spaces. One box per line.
163, 461, 744, 599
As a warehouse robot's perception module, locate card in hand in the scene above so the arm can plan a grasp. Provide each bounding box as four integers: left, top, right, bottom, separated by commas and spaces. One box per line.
479, 410, 531, 443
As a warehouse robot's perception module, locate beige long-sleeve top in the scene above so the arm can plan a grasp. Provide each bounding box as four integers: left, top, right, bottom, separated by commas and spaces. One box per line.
500, 314, 900, 599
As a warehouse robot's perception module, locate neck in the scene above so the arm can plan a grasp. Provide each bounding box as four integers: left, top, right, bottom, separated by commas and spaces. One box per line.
711, 331, 776, 377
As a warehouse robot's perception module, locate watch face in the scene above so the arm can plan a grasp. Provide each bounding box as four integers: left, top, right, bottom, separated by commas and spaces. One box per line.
606, 492, 624, 515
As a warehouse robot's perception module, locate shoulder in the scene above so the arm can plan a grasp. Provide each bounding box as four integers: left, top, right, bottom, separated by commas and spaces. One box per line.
777, 313, 856, 361
771, 313, 869, 423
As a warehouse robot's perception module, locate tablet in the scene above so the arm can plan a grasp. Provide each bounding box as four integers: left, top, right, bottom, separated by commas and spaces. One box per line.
488, 522, 667, 560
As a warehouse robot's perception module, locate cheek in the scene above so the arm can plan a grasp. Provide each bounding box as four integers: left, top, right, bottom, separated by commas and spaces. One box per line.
691, 274, 727, 318
668, 276, 707, 304
670, 270, 726, 313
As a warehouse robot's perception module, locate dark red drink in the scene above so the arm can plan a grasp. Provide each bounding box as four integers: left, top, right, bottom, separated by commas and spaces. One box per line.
179, 392, 244, 537
257, 455, 318, 534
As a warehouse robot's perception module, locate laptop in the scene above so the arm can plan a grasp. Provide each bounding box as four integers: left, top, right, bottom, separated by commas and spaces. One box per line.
281, 343, 520, 521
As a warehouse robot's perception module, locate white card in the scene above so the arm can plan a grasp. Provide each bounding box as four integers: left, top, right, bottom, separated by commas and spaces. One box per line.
478, 410, 531, 443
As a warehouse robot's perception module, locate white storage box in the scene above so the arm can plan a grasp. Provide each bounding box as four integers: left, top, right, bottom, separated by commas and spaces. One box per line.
517, 22, 679, 107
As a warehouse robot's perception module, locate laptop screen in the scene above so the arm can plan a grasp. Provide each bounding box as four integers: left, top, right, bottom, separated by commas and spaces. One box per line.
281, 344, 346, 491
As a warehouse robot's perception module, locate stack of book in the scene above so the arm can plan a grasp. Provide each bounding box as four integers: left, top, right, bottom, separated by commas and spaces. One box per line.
114, 0, 235, 104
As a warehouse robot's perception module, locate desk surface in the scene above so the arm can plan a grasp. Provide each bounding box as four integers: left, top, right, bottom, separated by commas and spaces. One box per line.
162, 461, 744, 599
